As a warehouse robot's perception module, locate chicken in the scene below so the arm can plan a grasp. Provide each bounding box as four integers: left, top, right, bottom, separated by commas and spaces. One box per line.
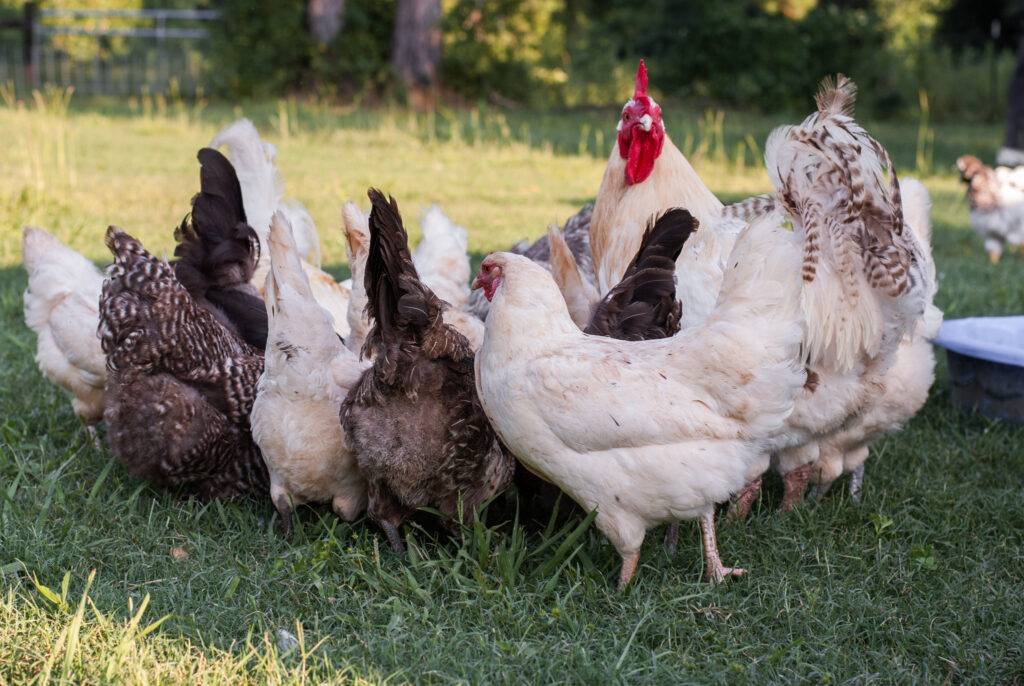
590, 61, 729, 295
210, 118, 321, 266
955, 154, 1024, 264
340, 189, 514, 555
99, 227, 268, 499
467, 203, 594, 321
173, 148, 269, 351
211, 118, 352, 338
583, 208, 694, 341
719, 77, 934, 515
345, 200, 486, 352
251, 211, 369, 536
807, 177, 942, 500
412, 204, 486, 350
341, 201, 372, 354
21, 226, 106, 428
472, 214, 806, 589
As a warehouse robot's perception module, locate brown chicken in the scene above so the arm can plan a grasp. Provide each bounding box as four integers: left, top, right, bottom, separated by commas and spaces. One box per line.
340, 189, 514, 554
99, 226, 268, 499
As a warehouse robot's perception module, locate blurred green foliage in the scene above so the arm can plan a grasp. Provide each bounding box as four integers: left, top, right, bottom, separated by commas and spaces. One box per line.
1, 0, 1019, 120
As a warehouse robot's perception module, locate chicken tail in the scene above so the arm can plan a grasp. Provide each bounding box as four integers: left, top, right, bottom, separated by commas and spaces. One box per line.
364, 188, 467, 361
764, 74, 932, 371
547, 223, 600, 328
342, 200, 372, 353
265, 210, 313, 309
173, 147, 268, 351
585, 208, 695, 340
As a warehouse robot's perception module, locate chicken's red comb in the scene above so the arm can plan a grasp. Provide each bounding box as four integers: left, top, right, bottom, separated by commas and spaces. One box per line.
634, 60, 648, 99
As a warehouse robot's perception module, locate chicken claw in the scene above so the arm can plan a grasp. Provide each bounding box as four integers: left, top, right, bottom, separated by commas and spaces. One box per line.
780, 463, 811, 512
700, 512, 745, 584
989, 249, 1001, 265
274, 495, 295, 539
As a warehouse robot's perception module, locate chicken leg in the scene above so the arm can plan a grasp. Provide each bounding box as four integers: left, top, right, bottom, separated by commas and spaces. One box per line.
848, 464, 865, 503
664, 523, 679, 554
780, 463, 811, 512
274, 494, 296, 539
699, 512, 745, 584
989, 249, 1001, 265
723, 478, 762, 524
618, 550, 641, 591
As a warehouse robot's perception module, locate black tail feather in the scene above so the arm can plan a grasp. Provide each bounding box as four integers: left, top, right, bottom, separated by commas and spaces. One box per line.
173, 147, 267, 350
584, 208, 697, 341
363, 188, 469, 362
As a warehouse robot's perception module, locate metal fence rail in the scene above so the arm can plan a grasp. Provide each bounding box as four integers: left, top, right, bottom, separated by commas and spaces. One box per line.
0, 3, 219, 96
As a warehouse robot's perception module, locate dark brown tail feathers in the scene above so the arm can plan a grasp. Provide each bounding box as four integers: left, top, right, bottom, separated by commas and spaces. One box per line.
173, 147, 267, 350
584, 208, 697, 341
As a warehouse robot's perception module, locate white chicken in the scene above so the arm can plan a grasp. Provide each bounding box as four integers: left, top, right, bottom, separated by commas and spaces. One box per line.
250, 211, 369, 535
210, 118, 321, 265
22, 226, 107, 429
955, 154, 1024, 264
210, 119, 352, 339
807, 178, 942, 500
341, 201, 373, 354
719, 77, 935, 513
472, 215, 806, 589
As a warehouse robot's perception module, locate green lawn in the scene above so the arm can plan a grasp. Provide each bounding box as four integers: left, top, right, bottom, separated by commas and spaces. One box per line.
1, 93, 1023, 684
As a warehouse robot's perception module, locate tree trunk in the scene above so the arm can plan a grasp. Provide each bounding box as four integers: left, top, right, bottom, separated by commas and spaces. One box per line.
308, 0, 345, 45
391, 0, 441, 91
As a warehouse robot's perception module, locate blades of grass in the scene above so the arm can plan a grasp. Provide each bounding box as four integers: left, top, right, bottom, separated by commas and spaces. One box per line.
613, 610, 652, 672
532, 509, 597, 581
60, 569, 96, 680
85, 457, 116, 506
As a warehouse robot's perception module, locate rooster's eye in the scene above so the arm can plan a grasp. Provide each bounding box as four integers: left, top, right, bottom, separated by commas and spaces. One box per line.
623, 114, 630, 121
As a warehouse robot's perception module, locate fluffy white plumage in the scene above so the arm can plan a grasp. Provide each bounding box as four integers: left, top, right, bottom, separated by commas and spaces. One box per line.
474, 215, 806, 587
22, 226, 107, 425
250, 211, 368, 532
211, 118, 352, 339
411, 204, 485, 351
210, 119, 321, 265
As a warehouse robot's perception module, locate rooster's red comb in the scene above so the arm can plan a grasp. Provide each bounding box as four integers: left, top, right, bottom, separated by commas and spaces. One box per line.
634, 60, 648, 99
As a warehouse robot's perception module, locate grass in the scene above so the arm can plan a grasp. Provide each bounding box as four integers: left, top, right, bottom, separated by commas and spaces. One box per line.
1, 90, 1024, 684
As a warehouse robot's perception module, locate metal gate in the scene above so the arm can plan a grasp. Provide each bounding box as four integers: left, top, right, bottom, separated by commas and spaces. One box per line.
0, 3, 219, 96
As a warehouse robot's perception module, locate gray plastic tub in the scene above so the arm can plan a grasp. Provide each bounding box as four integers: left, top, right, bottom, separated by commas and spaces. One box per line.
933, 316, 1024, 424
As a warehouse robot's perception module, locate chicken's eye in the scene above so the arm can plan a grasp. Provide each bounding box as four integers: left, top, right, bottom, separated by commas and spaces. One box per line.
623, 113, 630, 121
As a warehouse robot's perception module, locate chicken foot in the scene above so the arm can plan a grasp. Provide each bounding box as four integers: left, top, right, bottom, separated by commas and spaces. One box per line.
274, 495, 295, 539
848, 464, 864, 503
700, 512, 745, 584
780, 463, 811, 512
379, 520, 406, 556
664, 523, 679, 554
723, 478, 762, 525
617, 550, 641, 591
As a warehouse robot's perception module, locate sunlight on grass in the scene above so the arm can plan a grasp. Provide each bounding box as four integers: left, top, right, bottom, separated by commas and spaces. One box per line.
1, 91, 1023, 683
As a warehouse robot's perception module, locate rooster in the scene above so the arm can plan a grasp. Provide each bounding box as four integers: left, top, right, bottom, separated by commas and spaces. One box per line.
955, 154, 1024, 263
99, 227, 268, 499
340, 189, 514, 555
592, 66, 934, 514
251, 211, 369, 535
472, 214, 805, 589
21, 227, 107, 430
